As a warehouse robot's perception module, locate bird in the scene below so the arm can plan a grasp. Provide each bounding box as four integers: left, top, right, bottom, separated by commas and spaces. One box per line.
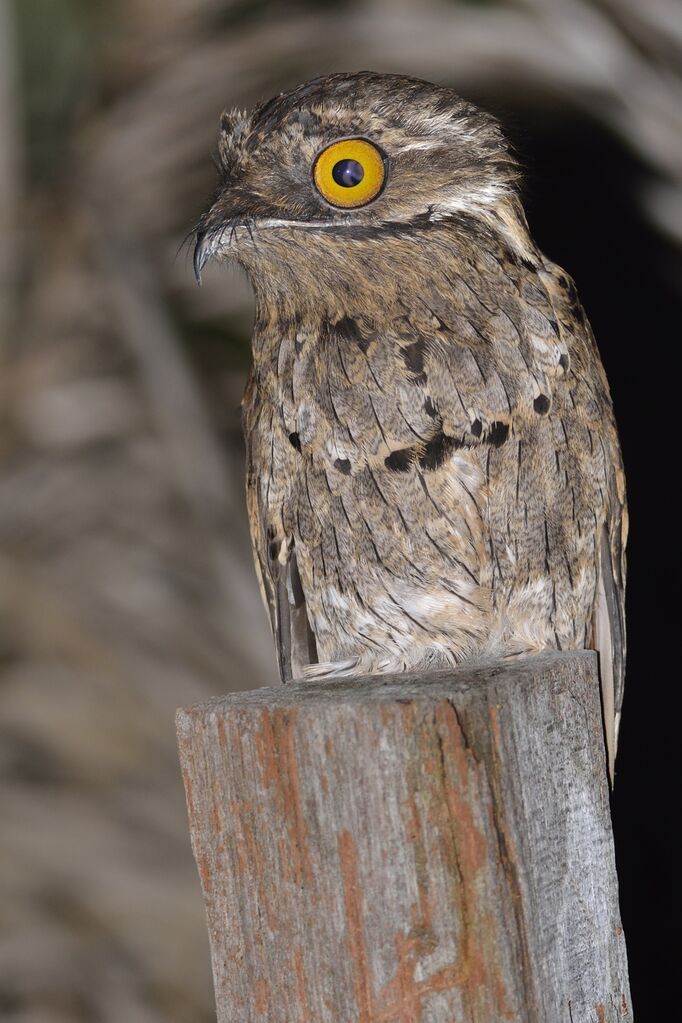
193, 71, 627, 775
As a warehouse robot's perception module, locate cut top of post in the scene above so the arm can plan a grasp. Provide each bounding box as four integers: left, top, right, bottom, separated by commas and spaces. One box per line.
177, 649, 597, 718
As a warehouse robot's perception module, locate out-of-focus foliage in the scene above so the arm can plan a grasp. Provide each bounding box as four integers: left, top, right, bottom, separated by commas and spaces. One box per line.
0, 0, 680, 1020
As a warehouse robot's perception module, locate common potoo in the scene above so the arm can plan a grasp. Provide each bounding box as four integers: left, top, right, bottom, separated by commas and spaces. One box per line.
194, 72, 627, 773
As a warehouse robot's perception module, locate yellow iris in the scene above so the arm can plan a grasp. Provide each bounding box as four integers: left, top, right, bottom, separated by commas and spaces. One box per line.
313, 138, 386, 209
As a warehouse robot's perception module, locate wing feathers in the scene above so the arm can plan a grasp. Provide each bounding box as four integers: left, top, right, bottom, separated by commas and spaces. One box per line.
594, 524, 626, 783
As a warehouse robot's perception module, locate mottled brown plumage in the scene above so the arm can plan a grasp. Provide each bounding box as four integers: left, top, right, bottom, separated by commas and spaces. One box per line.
194, 72, 627, 772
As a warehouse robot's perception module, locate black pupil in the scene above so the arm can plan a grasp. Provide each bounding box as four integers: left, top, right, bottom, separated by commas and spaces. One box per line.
332, 158, 364, 188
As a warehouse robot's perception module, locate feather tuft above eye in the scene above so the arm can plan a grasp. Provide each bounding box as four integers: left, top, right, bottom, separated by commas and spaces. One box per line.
217, 107, 250, 181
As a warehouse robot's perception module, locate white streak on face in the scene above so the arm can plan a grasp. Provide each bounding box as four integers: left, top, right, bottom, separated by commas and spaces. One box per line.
213, 219, 346, 257
210, 179, 511, 260
409, 110, 467, 138
428, 182, 510, 220
399, 140, 442, 152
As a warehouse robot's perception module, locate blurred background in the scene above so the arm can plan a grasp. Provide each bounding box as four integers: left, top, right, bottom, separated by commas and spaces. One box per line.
0, 1, 679, 1020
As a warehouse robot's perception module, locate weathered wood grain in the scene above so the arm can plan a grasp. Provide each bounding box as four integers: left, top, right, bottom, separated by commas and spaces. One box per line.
176, 651, 631, 1022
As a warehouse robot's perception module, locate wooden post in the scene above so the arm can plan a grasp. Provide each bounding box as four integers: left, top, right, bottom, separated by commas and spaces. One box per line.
176, 650, 631, 1022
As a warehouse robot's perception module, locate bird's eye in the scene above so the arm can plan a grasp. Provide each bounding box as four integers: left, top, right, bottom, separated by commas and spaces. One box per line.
313, 138, 385, 208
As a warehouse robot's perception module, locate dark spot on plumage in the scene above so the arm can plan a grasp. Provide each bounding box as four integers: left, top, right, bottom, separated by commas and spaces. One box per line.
471, 418, 483, 437
534, 394, 551, 415
266, 525, 280, 563
565, 282, 587, 324
548, 318, 560, 337
487, 421, 509, 447
558, 274, 568, 289
289, 432, 302, 451
219, 110, 238, 135
559, 353, 570, 372
385, 448, 413, 472
425, 310, 447, 332
334, 316, 362, 344
570, 302, 586, 324
424, 396, 438, 419
498, 244, 519, 267
334, 458, 351, 475
419, 432, 459, 471
521, 257, 536, 272
332, 316, 372, 353
403, 339, 426, 376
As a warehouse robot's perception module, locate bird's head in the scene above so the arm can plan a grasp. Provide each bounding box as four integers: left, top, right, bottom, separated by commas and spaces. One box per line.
193, 72, 521, 314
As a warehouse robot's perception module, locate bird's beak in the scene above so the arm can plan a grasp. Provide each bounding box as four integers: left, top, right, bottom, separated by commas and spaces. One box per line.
191, 192, 256, 284
192, 187, 306, 285
193, 229, 211, 286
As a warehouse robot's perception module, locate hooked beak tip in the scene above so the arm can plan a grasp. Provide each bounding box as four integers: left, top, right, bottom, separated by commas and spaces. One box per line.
193, 232, 210, 285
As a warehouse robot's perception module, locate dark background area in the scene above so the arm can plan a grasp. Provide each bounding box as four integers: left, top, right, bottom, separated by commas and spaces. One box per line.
509, 107, 679, 1018
1, 1, 679, 1020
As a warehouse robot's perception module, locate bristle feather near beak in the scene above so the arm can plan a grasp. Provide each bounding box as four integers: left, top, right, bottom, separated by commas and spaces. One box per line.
193, 231, 210, 285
